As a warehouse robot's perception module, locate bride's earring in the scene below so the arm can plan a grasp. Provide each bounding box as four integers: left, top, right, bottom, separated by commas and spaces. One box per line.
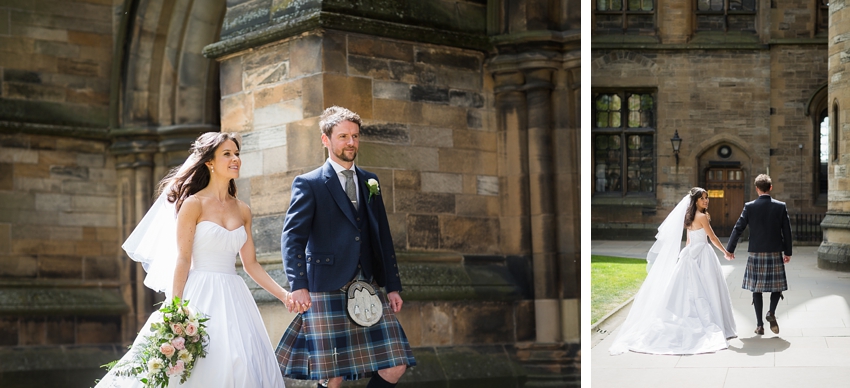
210, 165, 214, 173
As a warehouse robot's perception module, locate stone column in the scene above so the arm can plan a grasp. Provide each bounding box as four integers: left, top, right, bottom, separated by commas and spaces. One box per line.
819, 1, 850, 271
494, 71, 531, 257
554, 64, 581, 342
113, 141, 157, 337
525, 68, 562, 343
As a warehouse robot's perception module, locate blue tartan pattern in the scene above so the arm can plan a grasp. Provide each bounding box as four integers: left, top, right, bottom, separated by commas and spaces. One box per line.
275, 288, 416, 381
742, 252, 788, 292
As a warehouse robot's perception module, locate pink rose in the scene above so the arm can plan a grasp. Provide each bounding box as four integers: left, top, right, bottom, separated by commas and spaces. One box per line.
160, 343, 175, 358
166, 360, 185, 377
171, 336, 185, 350
185, 322, 198, 336
170, 323, 183, 335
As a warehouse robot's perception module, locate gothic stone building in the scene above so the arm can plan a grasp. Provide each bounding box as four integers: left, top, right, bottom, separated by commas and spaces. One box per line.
592, 0, 830, 241
0, 0, 579, 386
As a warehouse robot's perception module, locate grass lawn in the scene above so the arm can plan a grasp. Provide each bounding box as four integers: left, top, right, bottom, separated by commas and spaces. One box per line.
591, 255, 649, 325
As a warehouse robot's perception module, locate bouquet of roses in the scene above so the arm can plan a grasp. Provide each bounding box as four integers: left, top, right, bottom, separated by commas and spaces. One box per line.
103, 297, 210, 387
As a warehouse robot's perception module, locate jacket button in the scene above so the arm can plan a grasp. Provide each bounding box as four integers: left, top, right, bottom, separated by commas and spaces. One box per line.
297, 263, 302, 267
355, 237, 360, 241
357, 217, 361, 221
298, 254, 302, 258
326, 258, 330, 262
300, 272, 304, 276
308, 257, 311, 260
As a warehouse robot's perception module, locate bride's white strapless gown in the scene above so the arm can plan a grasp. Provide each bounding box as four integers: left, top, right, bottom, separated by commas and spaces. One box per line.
97, 221, 285, 387
610, 228, 737, 355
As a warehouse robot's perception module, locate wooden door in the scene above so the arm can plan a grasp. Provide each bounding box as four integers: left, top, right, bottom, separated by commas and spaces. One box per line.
705, 168, 745, 236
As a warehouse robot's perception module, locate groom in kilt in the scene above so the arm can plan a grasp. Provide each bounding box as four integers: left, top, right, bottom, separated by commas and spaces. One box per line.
276, 106, 415, 388
726, 174, 792, 335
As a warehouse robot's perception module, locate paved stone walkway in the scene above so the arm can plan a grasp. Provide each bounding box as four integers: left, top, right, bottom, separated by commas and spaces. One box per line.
591, 240, 850, 388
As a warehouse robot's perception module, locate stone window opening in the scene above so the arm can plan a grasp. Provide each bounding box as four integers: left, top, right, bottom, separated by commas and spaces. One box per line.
833, 101, 840, 163
817, 0, 829, 37
695, 0, 757, 33
818, 109, 829, 202
594, 0, 656, 35
593, 90, 656, 196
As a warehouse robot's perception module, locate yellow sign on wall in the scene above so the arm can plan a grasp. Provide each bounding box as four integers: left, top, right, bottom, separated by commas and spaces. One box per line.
708, 190, 724, 198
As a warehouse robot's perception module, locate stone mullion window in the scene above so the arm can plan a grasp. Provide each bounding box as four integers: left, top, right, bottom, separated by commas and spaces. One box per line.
816, 0, 829, 36
594, 0, 656, 35
695, 0, 757, 33
593, 91, 656, 196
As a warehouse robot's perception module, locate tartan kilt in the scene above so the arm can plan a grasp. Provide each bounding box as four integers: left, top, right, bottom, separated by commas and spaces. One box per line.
275, 288, 416, 381
742, 252, 788, 292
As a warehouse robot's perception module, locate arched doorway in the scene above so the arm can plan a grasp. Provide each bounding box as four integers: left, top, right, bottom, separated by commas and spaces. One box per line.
695, 139, 757, 237
704, 166, 745, 236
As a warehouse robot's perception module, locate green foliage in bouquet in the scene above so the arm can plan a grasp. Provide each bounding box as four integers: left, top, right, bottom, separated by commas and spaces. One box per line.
101, 297, 210, 388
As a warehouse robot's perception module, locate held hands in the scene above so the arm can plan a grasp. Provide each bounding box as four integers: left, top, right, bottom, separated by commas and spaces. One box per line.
387, 291, 403, 313
289, 288, 312, 314
724, 252, 735, 261
783, 255, 791, 264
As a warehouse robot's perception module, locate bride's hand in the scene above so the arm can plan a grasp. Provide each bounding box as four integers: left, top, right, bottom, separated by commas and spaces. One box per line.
281, 291, 294, 312
291, 288, 312, 313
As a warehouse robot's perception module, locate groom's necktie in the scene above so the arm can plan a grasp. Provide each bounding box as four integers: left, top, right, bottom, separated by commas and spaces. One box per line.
342, 170, 358, 210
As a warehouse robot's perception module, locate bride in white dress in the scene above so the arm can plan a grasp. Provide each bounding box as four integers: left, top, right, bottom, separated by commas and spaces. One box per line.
609, 187, 737, 355
97, 132, 292, 387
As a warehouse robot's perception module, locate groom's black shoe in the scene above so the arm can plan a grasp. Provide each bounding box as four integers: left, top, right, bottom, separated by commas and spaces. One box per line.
754, 326, 765, 335
766, 312, 780, 334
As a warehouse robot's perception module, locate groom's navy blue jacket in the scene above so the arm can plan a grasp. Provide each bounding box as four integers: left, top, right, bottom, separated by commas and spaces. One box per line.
282, 160, 402, 293
726, 194, 793, 256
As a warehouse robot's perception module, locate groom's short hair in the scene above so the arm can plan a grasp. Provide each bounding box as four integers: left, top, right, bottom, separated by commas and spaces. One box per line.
754, 174, 772, 192
320, 106, 362, 137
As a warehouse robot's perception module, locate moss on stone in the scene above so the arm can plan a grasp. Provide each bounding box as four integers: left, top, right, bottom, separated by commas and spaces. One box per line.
0, 287, 128, 316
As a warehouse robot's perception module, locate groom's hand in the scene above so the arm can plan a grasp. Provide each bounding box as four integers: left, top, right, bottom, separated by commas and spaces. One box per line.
725, 252, 734, 261
387, 291, 403, 313
291, 288, 312, 313
783, 255, 791, 264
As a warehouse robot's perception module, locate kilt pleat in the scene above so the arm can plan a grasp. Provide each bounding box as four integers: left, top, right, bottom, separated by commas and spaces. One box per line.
275, 288, 416, 381
742, 252, 788, 292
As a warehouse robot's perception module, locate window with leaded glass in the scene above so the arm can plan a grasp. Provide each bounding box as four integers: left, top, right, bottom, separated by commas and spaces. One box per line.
695, 0, 757, 33
817, 0, 829, 36
593, 91, 656, 195
595, 0, 656, 34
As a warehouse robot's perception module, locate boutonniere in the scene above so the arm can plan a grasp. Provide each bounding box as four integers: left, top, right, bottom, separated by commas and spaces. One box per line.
366, 178, 380, 203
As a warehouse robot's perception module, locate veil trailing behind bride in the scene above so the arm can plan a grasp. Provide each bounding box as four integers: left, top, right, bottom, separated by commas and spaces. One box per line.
609, 190, 737, 355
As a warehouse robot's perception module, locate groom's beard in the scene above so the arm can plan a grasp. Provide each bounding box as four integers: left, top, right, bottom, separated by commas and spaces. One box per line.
333, 146, 358, 162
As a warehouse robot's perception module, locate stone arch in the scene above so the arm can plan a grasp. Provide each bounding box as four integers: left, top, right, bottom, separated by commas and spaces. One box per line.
117, 0, 225, 132
807, 84, 829, 202
591, 50, 660, 76
687, 133, 764, 185
111, 0, 227, 335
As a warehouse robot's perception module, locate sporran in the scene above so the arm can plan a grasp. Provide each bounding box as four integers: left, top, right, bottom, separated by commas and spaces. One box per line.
345, 281, 383, 327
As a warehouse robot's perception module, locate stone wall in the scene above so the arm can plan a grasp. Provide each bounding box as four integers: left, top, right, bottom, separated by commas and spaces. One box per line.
592, 0, 829, 238
220, 30, 499, 256
819, 0, 850, 271
0, 0, 126, 355
0, 0, 114, 133
0, 133, 124, 346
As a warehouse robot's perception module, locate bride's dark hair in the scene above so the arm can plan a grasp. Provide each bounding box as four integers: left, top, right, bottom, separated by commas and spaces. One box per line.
684, 187, 708, 228
159, 132, 240, 213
